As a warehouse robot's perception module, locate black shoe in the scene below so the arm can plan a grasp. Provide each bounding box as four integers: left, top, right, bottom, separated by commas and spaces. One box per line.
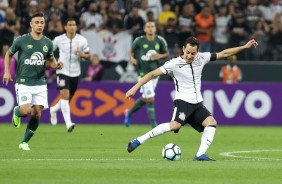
174, 129, 180, 133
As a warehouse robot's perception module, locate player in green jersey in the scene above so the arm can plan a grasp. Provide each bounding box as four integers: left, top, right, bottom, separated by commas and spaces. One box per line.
2, 12, 63, 151
124, 21, 169, 128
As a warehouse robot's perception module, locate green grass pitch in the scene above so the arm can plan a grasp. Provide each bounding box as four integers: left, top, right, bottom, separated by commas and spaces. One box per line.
0, 123, 282, 184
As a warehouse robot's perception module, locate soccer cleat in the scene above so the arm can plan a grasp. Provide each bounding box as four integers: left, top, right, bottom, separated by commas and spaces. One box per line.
19, 142, 30, 151
127, 138, 141, 153
67, 123, 76, 132
50, 107, 57, 125
174, 129, 180, 134
193, 154, 216, 161
124, 109, 131, 127
12, 106, 21, 128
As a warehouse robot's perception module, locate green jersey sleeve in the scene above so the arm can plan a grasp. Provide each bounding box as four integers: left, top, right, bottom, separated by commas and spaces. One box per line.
8, 36, 22, 55
158, 36, 168, 53
131, 37, 141, 52
46, 38, 54, 59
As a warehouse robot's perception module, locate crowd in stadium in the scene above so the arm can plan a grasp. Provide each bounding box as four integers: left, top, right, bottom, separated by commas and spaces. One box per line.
0, 0, 282, 81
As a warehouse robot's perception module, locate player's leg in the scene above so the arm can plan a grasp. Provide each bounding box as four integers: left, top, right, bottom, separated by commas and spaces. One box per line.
19, 85, 47, 151
60, 88, 73, 130
124, 77, 152, 127
124, 97, 146, 127
65, 76, 79, 132
194, 116, 217, 161
144, 97, 157, 128
13, 84, 33, 128
50, 74, 65, 125
127, 121, 180, 153
145, 77, 158, 128
19, 105, 43, 151
127, 100, 184, 153
189, 104, 217, 161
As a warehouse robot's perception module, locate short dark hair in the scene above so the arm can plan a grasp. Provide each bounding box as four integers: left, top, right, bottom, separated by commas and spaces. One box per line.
184, 36, 199, 50
64, 17, 76, 25
30, 12, 44, 20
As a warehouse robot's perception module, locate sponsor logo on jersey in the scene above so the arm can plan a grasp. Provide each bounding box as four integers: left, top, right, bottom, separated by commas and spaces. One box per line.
178, 112, 186, 121
141, 50, 157, 61
154, 43, 160, 50
24, 52, 45, 65
21, 96, 27, 102
27, 45, 33, 49
194, 55, 202, 66
143, 44, 148, 49
43, 45, 48, 52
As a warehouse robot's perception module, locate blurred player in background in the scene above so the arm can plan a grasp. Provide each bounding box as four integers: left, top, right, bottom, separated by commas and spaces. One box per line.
50, 18, 90, 132
2, 12, 63, 151
126, 36, 258, 161
124, 21, 169, 128
219, 55, 242, 84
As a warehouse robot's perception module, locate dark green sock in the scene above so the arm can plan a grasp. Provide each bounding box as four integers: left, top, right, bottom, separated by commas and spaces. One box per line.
21, 118, 39, 143
146, 102, 157, 128
15, 106, 23, 117
128, 98, 146, 117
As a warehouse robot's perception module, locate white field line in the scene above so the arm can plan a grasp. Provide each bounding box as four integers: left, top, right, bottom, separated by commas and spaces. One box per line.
219, 149, 282, 161
0, 158, 157, 161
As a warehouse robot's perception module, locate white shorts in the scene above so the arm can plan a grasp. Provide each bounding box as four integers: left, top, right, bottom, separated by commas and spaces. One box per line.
15, 83, 48, 109
139, 77, 159, 98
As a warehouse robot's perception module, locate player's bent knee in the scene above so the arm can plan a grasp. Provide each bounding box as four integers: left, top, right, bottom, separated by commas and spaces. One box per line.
170, 121, 181, 131
202, 116, 217, 127
20, 107, 32, 116
142, 97, 155, 103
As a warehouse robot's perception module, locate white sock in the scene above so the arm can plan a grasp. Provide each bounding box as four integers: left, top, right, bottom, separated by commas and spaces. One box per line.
60, 99, 72, 128
51, 100, 61, 112
137, 123, 171, 144
196, 126, 216, 157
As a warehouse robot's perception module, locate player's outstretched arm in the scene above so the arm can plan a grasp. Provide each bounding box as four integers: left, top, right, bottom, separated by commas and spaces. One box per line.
126, 68, 163, 99
216, 39, 258, 60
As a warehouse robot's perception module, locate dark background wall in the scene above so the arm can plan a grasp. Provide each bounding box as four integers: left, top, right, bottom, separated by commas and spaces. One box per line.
81, 61, 282, 82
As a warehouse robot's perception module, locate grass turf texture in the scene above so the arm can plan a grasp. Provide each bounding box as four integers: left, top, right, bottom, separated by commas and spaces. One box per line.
0, 124, 282, 184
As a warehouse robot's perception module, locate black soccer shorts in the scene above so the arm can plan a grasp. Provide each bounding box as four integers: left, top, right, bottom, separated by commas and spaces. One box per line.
172, 100, 212, 132
57, 74, 79, 96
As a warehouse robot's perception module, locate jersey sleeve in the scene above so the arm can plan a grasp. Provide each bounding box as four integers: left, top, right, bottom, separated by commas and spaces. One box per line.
52, 37, 59, 51
8, 37, 21, 55
160, 58, 176, 74
158, 36, 168, 53
201, 52, 212, 65
47, 39, 54, 58
82, 37, 90, 52
131, 37, 140, 52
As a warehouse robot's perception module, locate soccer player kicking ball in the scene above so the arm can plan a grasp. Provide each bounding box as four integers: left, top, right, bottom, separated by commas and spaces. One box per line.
2, 12, 63, 151
126, 37, 258, 161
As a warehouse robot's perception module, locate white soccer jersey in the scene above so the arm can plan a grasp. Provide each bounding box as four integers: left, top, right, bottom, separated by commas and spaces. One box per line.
53, 34, 90, 77
160, 52, 212, 104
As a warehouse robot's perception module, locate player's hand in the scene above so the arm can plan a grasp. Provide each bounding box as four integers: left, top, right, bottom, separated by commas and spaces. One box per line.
2, 72, 13, 86
130, 58, 137, 65
56, 62, 64, 70
151, 53, 161, 60
75, 49, 83, 57
125, 88, 137, 99
245, 39, 258, 49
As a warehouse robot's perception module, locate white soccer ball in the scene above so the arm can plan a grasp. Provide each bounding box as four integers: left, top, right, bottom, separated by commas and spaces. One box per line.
162, 143, 181, 161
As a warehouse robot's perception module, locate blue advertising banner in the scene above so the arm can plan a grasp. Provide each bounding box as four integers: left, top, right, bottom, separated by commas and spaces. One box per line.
0, 82, 282, 125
